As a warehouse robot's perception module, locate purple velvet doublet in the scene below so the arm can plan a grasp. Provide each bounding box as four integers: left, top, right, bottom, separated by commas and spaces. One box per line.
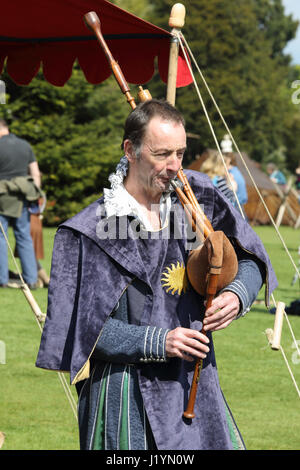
36, 170, 277, 450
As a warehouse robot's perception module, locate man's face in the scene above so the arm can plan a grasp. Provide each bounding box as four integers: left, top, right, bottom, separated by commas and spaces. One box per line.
127, 116, 186, 196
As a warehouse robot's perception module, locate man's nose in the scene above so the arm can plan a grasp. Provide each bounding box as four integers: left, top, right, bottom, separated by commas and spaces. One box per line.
166, 153, 181, 173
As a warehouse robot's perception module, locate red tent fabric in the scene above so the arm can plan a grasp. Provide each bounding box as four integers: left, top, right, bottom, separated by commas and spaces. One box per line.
0, 0, 192, 88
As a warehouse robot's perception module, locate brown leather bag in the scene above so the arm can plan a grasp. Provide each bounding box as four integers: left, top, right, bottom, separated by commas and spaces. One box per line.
186, 231, 238, 296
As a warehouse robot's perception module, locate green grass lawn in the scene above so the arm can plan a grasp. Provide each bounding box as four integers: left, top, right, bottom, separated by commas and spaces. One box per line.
0, 224, 299, 450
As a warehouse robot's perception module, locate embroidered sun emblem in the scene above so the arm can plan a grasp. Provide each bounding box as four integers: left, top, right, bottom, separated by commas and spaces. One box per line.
161, 261, 189, 296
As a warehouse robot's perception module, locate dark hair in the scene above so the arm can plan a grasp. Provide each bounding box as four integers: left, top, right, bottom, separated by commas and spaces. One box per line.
122, 99, 185, 156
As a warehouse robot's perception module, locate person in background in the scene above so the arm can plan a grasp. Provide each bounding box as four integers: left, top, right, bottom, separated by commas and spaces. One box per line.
200, 150, 237, 206
266, 163, 286, 188
12, 195, 50, 288
11, 188, 50, 288
226, 153, 248, 206
225, 153, 248, 219
0, 119, 41, 289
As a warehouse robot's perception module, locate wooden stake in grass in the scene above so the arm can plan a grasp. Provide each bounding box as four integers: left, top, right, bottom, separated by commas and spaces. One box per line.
265, 301, 300, 400
271, 301, 285, 351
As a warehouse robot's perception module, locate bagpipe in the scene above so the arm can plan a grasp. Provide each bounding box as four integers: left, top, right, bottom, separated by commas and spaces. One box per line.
84, 8, 238, 419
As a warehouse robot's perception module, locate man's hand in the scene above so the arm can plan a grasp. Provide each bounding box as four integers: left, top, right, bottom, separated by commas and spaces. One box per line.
203, 291, 240, 332
166, 327, 210, 362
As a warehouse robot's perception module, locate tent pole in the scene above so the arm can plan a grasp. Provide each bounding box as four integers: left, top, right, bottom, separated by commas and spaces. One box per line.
166, 3, 186, 106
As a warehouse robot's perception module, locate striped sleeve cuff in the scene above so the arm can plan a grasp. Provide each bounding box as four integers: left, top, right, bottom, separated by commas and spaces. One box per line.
219, 257, 264, 319
139, 326, 170, 363
219, 279, 250, 319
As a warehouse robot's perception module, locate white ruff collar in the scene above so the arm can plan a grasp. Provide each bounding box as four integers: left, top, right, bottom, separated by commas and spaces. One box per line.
103, 156, 171, 231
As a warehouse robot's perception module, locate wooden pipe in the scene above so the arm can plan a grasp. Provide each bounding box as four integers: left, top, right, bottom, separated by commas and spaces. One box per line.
171, 176, 219, 419
84, 11, 136, 110
182, 277, 218, 419
176, 168, 214, 237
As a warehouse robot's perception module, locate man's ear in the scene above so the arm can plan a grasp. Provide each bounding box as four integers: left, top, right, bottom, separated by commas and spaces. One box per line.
123, 139, 136, 163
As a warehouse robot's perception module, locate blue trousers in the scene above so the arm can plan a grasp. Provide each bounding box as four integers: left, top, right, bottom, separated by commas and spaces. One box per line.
0, 202, 37, 285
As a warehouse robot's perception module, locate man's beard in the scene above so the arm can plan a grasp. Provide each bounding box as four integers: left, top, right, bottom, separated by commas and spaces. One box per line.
152, 173, 176, 193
